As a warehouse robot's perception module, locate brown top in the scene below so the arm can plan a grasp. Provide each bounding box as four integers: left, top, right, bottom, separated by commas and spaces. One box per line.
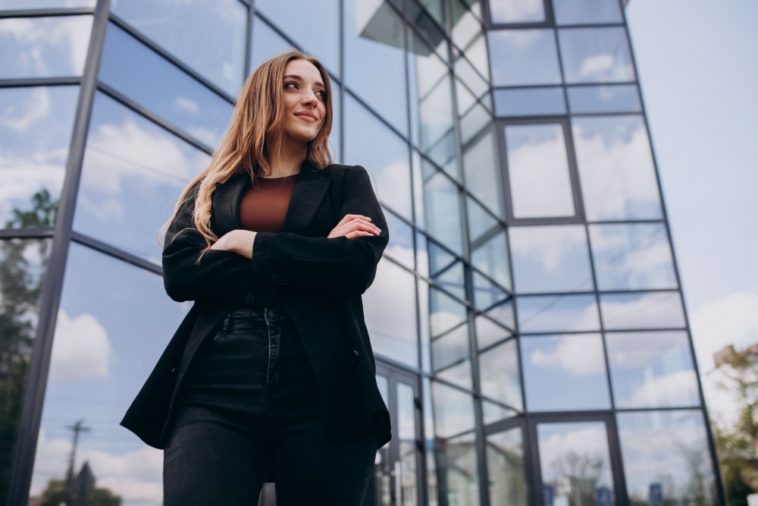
239, 174, 297, 232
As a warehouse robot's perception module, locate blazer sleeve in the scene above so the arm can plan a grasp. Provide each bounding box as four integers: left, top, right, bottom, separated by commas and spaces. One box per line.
249, 165, 389, 296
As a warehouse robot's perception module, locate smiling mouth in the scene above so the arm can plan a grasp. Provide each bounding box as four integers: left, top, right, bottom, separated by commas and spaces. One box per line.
296, 114, 318, 122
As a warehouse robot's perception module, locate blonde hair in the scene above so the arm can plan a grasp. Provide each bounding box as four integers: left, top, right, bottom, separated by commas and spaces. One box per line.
162, 50, 333, 261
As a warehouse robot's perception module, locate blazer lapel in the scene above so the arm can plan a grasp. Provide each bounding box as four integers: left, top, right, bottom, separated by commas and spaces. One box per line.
211, 158, 330, 236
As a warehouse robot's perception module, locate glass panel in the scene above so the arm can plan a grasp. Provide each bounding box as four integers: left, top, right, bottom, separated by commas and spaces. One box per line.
552, 0, 623, 25
463, 125, 502, 215
510, 225, 593, 293
437, 358, 473, 391
432, 323, 469, 372
559, 27, 635, 84
344, 94, 412, 220
0, 238, 51, 505
0, 15, 91, 79
518, 294, 599, 333
617, 410, 718, 504
488, 29, 562, 86
373, 375, 391, 505
479, 339, 523, 410
343, 0, 408, 136
100, 22, 234, 148
600, 291, 686, 330
485, 298, 516, 330
433, 261, 466, 302
250, 14, 296, 72
465, 32, 491, 83
111, 0, 246, 97
467, 196, 499, 244
505, 123, 576, 218
454, 54, 488, 105
384, 211, 414, 269
419, 279, 432, 374
364, 259, 418, 369
73, 92, 211, 264
422, 169, 463, 255
522, 334, 610, 410
0, 0, 94, 7
487, 426, 528, 506
494, 87, 566, 117
537, 421, 616, 504
460, 100, 491, 147
471, 229, 512, 291
442, 431, 480, 506
473, 270, 509, 311
1, 86, 79, 229
489, 0, 545, 23
589, 223, 677, 290
254, 0, 339, 75
28, 243, 188, 505
607, 330, 700, 409
572, 115, 662, 220
568, 84, 641, 114
431, 381, 475, 438
451, 2, 481, 52
476, 313, 512, 350
397, 383, 420, 505
482, 399, 519, 425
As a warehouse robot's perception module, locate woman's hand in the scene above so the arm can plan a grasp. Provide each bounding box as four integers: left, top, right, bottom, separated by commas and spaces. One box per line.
210, 229, 257, 259
328, 214, 381, 239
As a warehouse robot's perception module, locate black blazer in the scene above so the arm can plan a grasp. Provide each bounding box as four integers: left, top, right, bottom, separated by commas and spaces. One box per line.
119, 160, 392, 450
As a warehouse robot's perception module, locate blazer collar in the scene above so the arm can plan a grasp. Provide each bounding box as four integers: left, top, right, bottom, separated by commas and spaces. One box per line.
211, 158, 329, 236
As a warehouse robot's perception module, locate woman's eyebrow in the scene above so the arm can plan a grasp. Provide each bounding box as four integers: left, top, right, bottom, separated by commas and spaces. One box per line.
284, 74, 325, 87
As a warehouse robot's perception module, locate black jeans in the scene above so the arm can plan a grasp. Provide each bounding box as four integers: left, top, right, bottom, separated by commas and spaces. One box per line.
163, 305, 376, 505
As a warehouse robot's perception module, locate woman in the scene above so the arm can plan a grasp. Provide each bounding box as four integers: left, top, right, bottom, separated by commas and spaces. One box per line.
119, 50, 391, 505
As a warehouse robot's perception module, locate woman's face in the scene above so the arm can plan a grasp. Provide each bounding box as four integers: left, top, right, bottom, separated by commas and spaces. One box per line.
279, 59, 327, 146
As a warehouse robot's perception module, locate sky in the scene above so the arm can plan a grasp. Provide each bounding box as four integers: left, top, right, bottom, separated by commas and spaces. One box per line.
626, 0, 758, 427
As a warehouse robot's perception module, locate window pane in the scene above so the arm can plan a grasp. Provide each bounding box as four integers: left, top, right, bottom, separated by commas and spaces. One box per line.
73, 92, 210, 263
511, 225, 593, 293
422, 169, 463, 255
100, 22, 234, 148
552, 0, 622, 25
432, 323, 469, 373
479, 339, 523, 410
432, 381, 475, 438
568, 84, 641, 114
522, 334, 610, 410
489, 0, 545, 23
384, 211, 414, 269
488, 29, 561, 86
505, 123, 576, 218
344, 94, 412, 220
589, 223, 677, 290
572, 115, 662, 220
0, 238, 51, 504
486, 298, 516, 330
343, 0, 408, 136
472, 229, 512, 291
559, 27, 635, 84
476, 313, 513, 350
255, 0, 339, 75
0, 0, 94, 6
440, 432, 480, 506
494, 87, 566, 117
473, 270, 510, 311
0, 15, 91, 78
617, 410, 718, 504
111, 0, 246, 97
1, 86, 79, 229
28, 243, 188, 504
600, 291, 685, 330
487, 426, 528, 506
467, 196, 499, 244
430, 287, 467, 337
607, 331, 700, 408
463, 125, 503, 216
250, 14, 296, 72
364, 259, 418, 369
517, 294, 599, 333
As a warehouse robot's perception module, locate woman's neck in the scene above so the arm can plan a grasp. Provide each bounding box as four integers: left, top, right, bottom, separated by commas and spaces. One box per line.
265, 142, 306, 178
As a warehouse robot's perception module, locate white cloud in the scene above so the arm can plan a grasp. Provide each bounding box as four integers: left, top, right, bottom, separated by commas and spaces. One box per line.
578, 54, 615, 79
50, 310, 111, 380
625, 369, 699, 408
529, 334, 605, 375
510, 225, 587, 273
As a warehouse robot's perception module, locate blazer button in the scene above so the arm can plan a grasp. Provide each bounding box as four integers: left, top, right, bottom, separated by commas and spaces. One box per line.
352, 349, 359, 357
170, 367, 177, 374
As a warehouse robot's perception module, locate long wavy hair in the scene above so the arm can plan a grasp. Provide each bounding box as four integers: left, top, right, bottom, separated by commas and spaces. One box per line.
162, 50, 333, 260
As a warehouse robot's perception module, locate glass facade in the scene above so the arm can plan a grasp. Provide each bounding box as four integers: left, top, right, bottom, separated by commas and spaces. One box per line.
0, 0, 724, 505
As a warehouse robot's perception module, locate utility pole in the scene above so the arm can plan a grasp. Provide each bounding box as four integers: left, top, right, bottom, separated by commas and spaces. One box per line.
64, 419, 91, 506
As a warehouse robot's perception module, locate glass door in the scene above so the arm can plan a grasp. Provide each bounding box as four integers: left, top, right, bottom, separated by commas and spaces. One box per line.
366, 364, 423, 506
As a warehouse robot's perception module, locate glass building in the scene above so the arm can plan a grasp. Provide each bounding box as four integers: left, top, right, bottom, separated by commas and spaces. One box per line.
0, 0, 726, 504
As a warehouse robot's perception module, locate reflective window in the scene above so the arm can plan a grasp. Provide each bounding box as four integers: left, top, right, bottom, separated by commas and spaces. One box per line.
617, 410, 718, 504
250, 14, 296, 72
494, 87, 566, 117
487, 29, 561, 86
607, 331, 700, 408
568, 84, 641, 114
0, 238, 51, 502
1, 86, 79, 229
572, 115, 662, 220
454, 53, 489, 106
436, 358, 473, 391
433, 260, 466, 302
432, 323, 469, 373
422, 168, 464, 255
505, 123, 576, 218
111, 0, 246, 97
482, 399, 519, 425
73, 92, 210, 263
383, 211, 414, 269
510, 225, 593, 293
28, 243, 188, 505
473, 270, 509, 311
419, 279, 432, 373
489, 0, 545, 23
430, 287, 467, 337
432, 381, 475, 437
255, 0, 340, 75
467, 196, 499, 243
464, 33, 491, 84
552, 0, 623, 25
476, 313, 513, 350
479, 339, 523, 410
460, 100, 491, 146
522, 334, 610, 410
537, 422, 616, 503
0, 0, 94, 6
343, 0, 408, 136
589, 223, 677, 290
517, 294, 599, 333
487, 426, 528, 506
100, 22, 234, 148
0, 15, 91, 78
344, 94, 412, 219
451, 1, 482, 52
471, 229, 512, 291
463, 125, 503, 216
441, 431, 481, 506
559, 27, 635, 83
364, 259, 418, 368
485, 298, 516, 330
600, 291, 686, 330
